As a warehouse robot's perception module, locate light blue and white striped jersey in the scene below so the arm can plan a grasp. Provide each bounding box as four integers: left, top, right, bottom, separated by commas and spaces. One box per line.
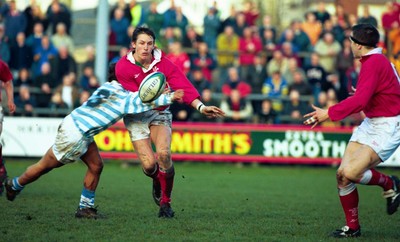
70, 81, 173, 137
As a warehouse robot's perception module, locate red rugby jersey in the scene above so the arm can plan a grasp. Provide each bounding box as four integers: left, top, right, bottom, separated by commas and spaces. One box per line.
328, 48, 400, 121
0, 60, 13, 102
115, 49, 200, 107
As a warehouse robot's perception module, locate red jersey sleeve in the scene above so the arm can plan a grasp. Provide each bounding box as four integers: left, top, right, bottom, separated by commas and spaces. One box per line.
0, 60, 13, 83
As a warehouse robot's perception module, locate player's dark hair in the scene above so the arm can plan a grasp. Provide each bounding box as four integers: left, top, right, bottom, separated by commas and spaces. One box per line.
107, 62, 117, 82
131, 26, 156, 43
350, 23, 379, 48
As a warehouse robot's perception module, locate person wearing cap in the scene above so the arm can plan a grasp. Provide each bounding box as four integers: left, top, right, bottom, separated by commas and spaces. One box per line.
304, 23, 400, 238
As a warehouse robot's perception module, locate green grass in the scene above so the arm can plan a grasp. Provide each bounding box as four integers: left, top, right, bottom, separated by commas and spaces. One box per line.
1, 160, 400, 242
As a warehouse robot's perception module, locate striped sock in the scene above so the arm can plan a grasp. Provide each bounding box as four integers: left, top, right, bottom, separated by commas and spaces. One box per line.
12, 177, 24, 191
79, 188, 95, 209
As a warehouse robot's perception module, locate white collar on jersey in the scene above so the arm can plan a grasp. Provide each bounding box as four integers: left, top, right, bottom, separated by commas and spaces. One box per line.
126, 49, 162, 73
364, 47, 382, 56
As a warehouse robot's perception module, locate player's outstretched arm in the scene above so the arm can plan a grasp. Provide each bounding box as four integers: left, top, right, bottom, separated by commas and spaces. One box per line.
191, 99, 225, 119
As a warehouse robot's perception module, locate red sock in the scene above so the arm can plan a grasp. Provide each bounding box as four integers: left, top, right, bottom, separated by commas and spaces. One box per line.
366, 169, 393, 191
158, 166, 174, 205
339, 186, 360, 230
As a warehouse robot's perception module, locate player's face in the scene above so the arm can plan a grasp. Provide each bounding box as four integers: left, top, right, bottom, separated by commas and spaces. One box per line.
132, 33, 155, 62
349, 35, 362, 59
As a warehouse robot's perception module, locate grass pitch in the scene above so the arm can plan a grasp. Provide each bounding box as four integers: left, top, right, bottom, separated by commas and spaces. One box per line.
1, 160, 399, 242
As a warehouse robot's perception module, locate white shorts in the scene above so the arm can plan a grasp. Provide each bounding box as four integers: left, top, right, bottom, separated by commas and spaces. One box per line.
52, 115, 93, 164
123, 110, 172, 141
350, 116, 400, 161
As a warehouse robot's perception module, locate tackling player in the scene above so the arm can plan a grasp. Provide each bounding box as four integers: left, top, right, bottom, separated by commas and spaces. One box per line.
115, 26, 225, 218
0, 60, 16, 196
304, 24, 400, 238
4, 65, 184, 219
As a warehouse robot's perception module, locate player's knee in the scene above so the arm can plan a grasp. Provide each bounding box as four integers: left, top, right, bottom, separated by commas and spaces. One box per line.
342, 167, 359, 182
89, 161, 103, 175
157, 149, 171, 163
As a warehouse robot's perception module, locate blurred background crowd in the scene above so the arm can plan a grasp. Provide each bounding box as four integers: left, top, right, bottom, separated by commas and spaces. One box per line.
0, 0, 399, 127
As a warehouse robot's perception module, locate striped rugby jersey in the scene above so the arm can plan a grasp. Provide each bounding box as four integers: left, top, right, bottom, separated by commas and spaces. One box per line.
70, 81, 173, 137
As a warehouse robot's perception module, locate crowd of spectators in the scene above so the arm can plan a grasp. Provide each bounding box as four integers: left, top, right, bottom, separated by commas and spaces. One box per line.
1, 0, 399, 127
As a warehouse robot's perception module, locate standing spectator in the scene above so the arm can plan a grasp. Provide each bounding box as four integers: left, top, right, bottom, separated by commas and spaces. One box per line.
49, 45, 77, 82
53, 73, 80, 110
25, 22, 45, 52
14, 68, 33, 87
34, 62, 58, 108
163, 0, 177, 29
280, 41, 301, 66
0, 24, 10, 64
203, 6, 221, 51
144, 1, 163, 36
32, 35, 58, 78
14, 85, 36, 117
304, 52, 328, 104
24, 2, 49, 38
238, 26, 262, 81
320, 18, 345, 44
336, 37, 354, 100
314, 32, 342, 74
51, 23, 75, 53
0, 0, 27, 44
0, 59, 16, 196
261, 28, 277, 54
82, 45, 95, 69
110, 7, 130, 48
288, 19, 312, 53
129, 0, 144, 28
301, 11, 322, 47
190, 42, 216, 82
335, 4, 350, 30
182, 26, 203, 55
313, 1, 331, 24
109, 0, 132, 23
258, 15, 277, 43
165, 41, 191, 76
222, 66, 252, 98
232, 12, 247, 37
381, 2, 400, 48
173, 6, 188, 38
240, 0, 259, 27
216, 25, 239, 91
220, 89, 253, 123
247, 55, 267, 94
357, 5, 378, 28
46, 0, 72, 35
9, 32, 33, 72
219, 5, 237, 33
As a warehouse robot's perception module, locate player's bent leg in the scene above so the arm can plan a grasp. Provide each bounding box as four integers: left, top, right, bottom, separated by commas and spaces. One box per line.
76, 142, 104, 219
133, 138, 162, 206
6, 148, 63, 201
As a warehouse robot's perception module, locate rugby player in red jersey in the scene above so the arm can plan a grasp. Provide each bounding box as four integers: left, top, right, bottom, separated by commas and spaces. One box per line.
115, 26, 225, 218
304, 23, 400, 238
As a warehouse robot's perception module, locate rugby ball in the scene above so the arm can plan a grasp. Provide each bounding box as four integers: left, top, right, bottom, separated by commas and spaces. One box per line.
138, 72, 167, 103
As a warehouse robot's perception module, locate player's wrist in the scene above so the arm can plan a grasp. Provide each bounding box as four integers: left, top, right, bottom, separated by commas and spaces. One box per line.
196, 102, 205, 113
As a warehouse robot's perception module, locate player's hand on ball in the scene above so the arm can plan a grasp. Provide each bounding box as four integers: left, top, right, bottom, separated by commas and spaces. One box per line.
202, 106, 225, 118
172, 89, 184, 101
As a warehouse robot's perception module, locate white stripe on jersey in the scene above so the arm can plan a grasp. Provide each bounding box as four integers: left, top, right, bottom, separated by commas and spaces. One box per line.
70, 81, 172, 137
